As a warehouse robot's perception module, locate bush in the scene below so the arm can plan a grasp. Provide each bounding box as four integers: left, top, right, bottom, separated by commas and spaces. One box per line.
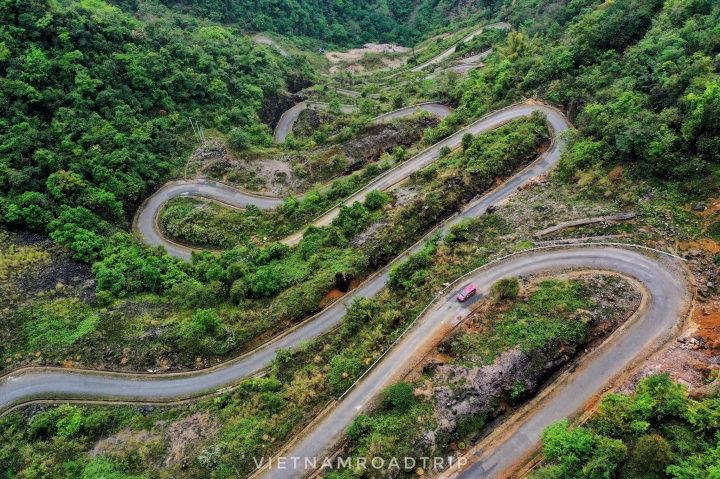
628, 434, 672, 477
95, 291, 114, 308
490, 277, 520, 301
364, 190, 392, 210
192, 309, 220, 335
227, 127, 251, 150
439, 145, 452, 157
388, 251, 432, 290
380, 382, 415, 412
462, 133, 474, 151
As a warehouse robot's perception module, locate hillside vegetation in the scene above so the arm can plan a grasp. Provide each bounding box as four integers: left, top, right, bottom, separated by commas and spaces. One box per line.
534, 374, 720, 479
0, 0, 311, 260
145, 0, 494, 47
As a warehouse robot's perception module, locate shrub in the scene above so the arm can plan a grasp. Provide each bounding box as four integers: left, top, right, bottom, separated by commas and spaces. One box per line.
95, 291, 114, 307
439, 145, 452, 157
380, 382, 415, 412
364, 190, 392, 210
192, 309, 220, 335
347, 414, 374, 440
628, 434, 672, 477
388, 251, 432, 290
490, 277, 520, 301
462, 133, 474, 151
227, 127, 251, 150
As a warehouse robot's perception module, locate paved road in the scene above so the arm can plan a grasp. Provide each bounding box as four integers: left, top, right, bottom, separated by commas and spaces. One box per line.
0, 30, 687, 479
0, 103, 690, 479
137, 102, 453, 260
425, 62, 480, 79
252, 34, 290, 57
273, 101, 356, 143
333, 88, 377, 99
262, 248, 688, 479
460, 48, 493, 64
137, 103, 559, 258
135, 179, 285, 260
4, 104, 568, 407
410, 23, 510, 72
335, 49, 492, 97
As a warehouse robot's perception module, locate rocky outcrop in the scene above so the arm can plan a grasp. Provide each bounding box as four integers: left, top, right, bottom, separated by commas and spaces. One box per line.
340, 116, 440, 172
335, 272, 352, 293
292, 108, 335, 137
259, 92, 301, 129
431, 345, 576, 434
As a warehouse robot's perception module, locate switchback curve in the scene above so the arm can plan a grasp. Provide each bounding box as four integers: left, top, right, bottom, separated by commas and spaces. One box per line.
5, 103, 567, 407
136, 101, 453, 260
261, 247, 690, 479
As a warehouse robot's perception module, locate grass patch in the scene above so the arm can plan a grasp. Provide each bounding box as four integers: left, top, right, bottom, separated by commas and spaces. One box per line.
448, 279, 592, 365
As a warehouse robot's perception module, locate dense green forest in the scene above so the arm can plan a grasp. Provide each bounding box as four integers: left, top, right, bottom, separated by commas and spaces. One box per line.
424, 0, 720, 191
4, 0, 715, 301
142, 0, 491, 47
533, 374, 720, 479
0, 0, 311, 258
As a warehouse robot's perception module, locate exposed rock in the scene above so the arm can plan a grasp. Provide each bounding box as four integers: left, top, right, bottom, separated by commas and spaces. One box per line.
138, 405, 156, 415
22, 404, 48, 422
431, 346, 574, 433
258, 92, 301, 129
340, 116, 440, 172
350, 220, 388, 247
693, 203, 707, 211
292, 108, 336, 137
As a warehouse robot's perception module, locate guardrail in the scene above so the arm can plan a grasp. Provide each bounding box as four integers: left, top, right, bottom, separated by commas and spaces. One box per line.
308, 99, 533, 224
337, 241, 687, 401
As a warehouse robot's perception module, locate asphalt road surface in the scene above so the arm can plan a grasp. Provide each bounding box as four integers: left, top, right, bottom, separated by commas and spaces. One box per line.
136, 102, 453, 260
273, 101, 357, 143
136, 103, 561, 259
410, 23, 510, 72
0, 28, 686, 479
261, 248, 688, 479
252, 35, 290, 57
0, 99, 690, 479
4, 103, 569, 405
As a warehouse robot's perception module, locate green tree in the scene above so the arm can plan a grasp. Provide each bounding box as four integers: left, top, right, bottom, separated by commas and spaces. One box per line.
462, 133, 474, 151
191, 309, 220, 335
364, 190, 391, 210
380, 382, 416, 412
628, 434, 672, 478
227, 127, 251, 150
490, 277, 520, 301
388, 251, 432, 290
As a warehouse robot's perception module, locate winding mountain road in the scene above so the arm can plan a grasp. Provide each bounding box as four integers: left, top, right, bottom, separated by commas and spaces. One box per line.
272, 101, 356, 143
136, 103, 551, 260
252, 34, 290, 57
1, 104, 690, 479
139, 101, 453, 260
262, 247, 689, 479
3, 104, 573, 406
0, 29, 692, 479
410, 23, 510, 72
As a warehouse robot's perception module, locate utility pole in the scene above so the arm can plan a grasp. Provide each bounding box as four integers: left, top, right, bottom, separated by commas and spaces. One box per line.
188, 117, 207, 146
189, 117, 200, 144
198, 123, 207, 146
